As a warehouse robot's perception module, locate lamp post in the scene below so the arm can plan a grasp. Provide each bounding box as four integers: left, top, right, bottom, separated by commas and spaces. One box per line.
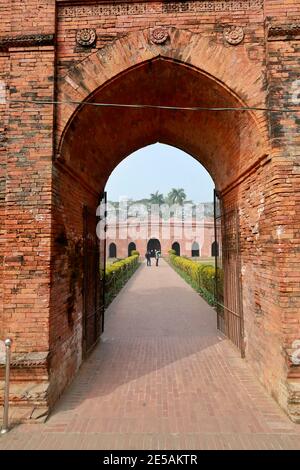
1, 338, 12, 435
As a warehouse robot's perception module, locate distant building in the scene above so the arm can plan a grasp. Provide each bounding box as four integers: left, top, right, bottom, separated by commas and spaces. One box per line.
106, 216, 215, 259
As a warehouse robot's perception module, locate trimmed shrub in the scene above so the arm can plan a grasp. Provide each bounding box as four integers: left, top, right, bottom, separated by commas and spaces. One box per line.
168, 249, 176, 256
168, 253, 223, 304
105, 254, 140, 307
130, 250, 140, 257
106, 254, 139, 281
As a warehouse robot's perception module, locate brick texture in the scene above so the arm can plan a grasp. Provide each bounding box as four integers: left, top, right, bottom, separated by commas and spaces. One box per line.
1, 261, 299, 449
0, 0, 299, 423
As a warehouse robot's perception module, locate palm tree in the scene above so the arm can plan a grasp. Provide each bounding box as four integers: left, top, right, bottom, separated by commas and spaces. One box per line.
149, 191, 165, 205
167, 188, 187, 205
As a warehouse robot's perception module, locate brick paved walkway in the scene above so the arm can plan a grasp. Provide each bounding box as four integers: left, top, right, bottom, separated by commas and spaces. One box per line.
1, 259, 299, 449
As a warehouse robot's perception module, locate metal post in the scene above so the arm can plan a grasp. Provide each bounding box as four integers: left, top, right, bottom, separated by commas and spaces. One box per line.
1, 338, 12, 435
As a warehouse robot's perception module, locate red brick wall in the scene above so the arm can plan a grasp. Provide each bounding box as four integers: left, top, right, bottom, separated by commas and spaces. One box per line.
0, 52, 9, 339
265, 0, 300, 20
2, 48, 54, 353
224, 162, 289, 414
0, 1, 56, 413
0, 1, 10, 36
50, 165, 99, 406
264, 6, 300, 417
56, 0, 265, 76
0, 0, 299, 421
10, 0, 56, 35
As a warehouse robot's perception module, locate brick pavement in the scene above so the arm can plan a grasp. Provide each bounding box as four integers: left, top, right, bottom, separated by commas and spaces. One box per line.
0, 259, 299, 450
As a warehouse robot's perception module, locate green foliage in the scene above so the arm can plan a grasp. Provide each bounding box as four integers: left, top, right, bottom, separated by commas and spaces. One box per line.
106, 254, 139, 281
167, 188, 187, 205
130, 250, 140, 257
108, 194, 214, 217
105, 254, 140, 307
149, 191, 165, 205
168, 254, 223, 306
168, 249, 176, 255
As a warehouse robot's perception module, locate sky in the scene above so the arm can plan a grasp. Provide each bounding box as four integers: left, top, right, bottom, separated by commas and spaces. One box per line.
105, 143, 214, 203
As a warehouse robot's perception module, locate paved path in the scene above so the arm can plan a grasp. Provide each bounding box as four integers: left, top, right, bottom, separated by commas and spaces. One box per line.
1, 259, 299, 449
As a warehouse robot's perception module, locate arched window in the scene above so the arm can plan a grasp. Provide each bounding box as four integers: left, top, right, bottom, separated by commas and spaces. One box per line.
128, 242, 136, 257
172, 242, 180, 256
211, 241, 219, 257
191, 241, 199, 257
109, 242, 117, 258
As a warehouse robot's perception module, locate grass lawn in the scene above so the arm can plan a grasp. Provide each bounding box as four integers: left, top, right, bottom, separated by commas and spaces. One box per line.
186, 256, 215, 266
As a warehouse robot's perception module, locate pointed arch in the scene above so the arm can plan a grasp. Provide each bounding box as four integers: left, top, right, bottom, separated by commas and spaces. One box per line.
192, 241, 200, 257
128, 242, 136, 257
109, 242, 117, 258
172, 242, 180, 256
57, 28, 269, 177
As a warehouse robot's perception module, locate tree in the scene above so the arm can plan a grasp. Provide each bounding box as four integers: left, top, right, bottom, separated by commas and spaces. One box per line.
149, 191, 165, 205
167, 188, 187, 205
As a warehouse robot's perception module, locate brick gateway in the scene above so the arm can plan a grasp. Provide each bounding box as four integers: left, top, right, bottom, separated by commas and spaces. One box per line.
0, 1, 299, 422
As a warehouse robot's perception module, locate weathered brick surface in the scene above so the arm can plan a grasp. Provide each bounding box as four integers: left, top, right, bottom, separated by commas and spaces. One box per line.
0, 51, 9, 339
0, 0, 299, 423
0, 47, 55, 413
0, 0, 56, 413
50, 166, 99, 407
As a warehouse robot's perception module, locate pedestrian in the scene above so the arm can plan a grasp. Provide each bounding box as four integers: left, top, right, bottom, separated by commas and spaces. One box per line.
145, 251, 151, 266
155, 249, 160, 266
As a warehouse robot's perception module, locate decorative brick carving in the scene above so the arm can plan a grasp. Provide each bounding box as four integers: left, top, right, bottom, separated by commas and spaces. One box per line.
223, 25, 244, 45
0, 34, 54, 50
0, 352, 49, 368
268, 24, 300, 41
76, 28, 97, 47
149, 27, 169, 45
58, 1, 263, 18
163, 0, 262, 13
59, 3, 154, 17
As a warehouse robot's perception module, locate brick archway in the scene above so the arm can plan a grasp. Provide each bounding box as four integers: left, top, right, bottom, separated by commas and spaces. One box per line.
57, 29, 268, 144
52, 40, 272, 399
50, 31, 297, 423
57, 65, 268, 193
57, 29, 269, 176
1, 16, 299, 424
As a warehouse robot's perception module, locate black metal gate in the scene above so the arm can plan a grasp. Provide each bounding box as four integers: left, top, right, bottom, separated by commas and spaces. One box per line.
82, 192, 107, 356
99, 192, 107, 334
214, 190, 245, 357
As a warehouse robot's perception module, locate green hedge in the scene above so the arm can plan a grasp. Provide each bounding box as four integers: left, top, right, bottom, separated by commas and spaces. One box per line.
168, 254, 223, 306
130, 250, 140, 257
105, 254, 140, 307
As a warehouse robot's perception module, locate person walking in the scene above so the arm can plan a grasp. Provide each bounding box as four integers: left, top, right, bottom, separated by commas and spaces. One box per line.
155, 250, 160, 267
145, 251, 151, 266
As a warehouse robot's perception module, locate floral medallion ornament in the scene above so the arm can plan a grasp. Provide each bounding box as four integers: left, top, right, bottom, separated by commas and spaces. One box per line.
76, 28, 97, 47
149, 27, 169, 45
223, 25, 244, 45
